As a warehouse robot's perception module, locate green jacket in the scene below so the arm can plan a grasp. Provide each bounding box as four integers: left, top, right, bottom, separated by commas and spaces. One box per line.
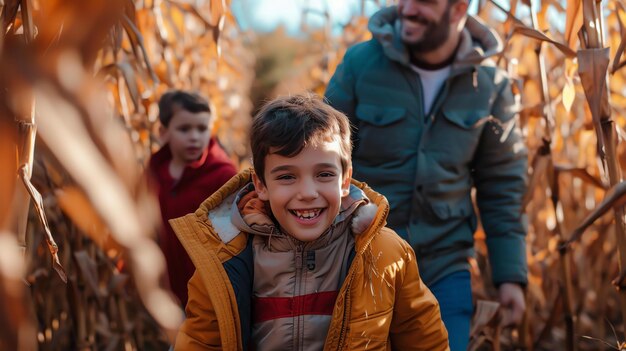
325, 7, 528, 286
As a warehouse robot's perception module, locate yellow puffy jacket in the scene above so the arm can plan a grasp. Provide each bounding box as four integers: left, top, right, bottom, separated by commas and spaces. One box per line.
170, 169, 449, 351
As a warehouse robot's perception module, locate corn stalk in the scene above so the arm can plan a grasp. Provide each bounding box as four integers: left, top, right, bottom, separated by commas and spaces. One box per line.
7, 0, 66, 280
525, 0, 577, 348
576, 0, 626, 342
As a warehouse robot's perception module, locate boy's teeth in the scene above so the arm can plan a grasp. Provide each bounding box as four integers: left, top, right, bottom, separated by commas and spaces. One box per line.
294, 209, 321, 219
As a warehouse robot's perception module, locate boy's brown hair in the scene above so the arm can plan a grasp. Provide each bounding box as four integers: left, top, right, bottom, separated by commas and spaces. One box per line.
251, 94, 352, 184
158, 90, 211, 127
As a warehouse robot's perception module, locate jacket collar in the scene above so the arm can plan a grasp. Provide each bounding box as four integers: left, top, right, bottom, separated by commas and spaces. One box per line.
368, 6, 503, 70
149, 139, 215, 171
195, 168, 390, 253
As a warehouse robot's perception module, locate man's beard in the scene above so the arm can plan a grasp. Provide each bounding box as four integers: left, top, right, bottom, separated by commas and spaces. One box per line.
401, 7, 451, 53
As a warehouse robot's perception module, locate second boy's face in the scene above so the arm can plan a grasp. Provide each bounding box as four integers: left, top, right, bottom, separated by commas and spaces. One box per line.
165, 109, 212, 165
253, 139, 352, 242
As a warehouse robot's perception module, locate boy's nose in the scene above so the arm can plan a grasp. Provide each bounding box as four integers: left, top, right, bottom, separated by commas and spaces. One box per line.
189, 130, 200, 140
297, 186, 319, 201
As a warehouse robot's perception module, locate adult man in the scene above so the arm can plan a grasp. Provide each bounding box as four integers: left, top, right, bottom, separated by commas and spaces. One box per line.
325, 0, 527, 349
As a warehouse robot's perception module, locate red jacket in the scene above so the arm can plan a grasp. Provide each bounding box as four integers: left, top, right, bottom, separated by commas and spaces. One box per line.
149, 138, 237, 307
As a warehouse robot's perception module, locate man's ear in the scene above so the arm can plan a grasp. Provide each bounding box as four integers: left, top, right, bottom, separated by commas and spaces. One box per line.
252, 171, 269, 201
159, 124, 169, 143
450, 0, 469, 24
341, 167, 353, 197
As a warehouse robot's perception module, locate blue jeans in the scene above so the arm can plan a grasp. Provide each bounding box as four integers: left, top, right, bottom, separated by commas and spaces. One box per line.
429, 270, 473, 351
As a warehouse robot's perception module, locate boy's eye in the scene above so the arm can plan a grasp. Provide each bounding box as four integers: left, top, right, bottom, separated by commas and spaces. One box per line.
318, 171, 336, 178
276, 174, 295, 181
198, 125, 208, 132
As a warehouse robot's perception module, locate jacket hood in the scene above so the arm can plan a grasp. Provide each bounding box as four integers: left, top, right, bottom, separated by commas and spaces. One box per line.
368, 6, 503, 69
196, 169, 387, 252
229, 182, 374, 239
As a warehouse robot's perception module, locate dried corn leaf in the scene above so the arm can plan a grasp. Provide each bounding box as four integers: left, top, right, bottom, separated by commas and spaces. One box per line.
512, 25, 576, 58
1, 0, 20, 34
18, 165, 67, 282
55, 186, 113, 249
611, 2, 626, 73
564, 0, 583, 49
565, 181, 626, 246
553, 164, 608, 190
562, 77, 576, 113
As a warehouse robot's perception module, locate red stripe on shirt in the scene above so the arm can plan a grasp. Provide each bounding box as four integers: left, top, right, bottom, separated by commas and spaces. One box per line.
253, 291, 339, 323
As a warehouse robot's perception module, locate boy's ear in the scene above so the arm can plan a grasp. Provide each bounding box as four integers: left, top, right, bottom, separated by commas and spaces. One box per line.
158, 124, 169, 143
341, 167, 352, 197
252, 171, 269, 201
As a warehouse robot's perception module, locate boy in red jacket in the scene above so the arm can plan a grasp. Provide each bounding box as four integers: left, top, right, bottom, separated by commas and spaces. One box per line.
149, 90, 237, 307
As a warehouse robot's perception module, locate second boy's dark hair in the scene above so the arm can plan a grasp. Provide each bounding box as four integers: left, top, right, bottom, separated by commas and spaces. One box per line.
158, 90, 211, 127
251, 94, 352, 184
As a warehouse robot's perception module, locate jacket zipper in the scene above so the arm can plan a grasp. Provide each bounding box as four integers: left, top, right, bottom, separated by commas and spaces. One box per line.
335, 273, 353, 350
335, 205, 388, 349
294, 242, 304, 350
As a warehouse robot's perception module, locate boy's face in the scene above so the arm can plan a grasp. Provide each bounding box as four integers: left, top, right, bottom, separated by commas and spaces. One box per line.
162, 108, 212, 165
252, 139, 352, 242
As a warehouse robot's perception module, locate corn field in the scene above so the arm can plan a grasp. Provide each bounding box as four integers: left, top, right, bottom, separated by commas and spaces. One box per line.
2, 0, 626, 350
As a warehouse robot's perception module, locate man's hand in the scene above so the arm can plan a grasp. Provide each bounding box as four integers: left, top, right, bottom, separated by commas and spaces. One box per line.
498, 282, 525, 327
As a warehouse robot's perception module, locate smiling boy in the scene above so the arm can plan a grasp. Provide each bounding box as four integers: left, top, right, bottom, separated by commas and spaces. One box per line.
170, 94, 449, 350
148, 90, 237, 308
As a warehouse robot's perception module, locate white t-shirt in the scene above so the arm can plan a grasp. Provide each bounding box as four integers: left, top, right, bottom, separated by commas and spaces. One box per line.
410, 64, 451, 116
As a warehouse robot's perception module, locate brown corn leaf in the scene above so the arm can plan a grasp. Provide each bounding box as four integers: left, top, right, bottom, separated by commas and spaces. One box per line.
470, 300, 501, 337
611, 2, 626, 73
488, 0, 527, 28
564, 0, 583, 49
578, 48, 610, 158
55, 186, 114, 250
562, 77, 576, 113
117, 62, 141, 112
214, 14, 225, 57
19, 0, 33, 42
512, 25, 577, 58
98, 62, 141, 112
1, 0, 20, 34
121, 14, 158, 83
564, 181, 626, 247
553, 164, 608, 190
0, 120, 17, 227
18, 165, 67, 283
468, 300, 501, 351
522, 143, 551, 210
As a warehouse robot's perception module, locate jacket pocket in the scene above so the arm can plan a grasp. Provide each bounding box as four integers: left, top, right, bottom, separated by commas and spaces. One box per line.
355, 104, 407, 126
441, 105, 491, 129
425, 196, 474, 221
353, 104, 413, 165
346, 306, 393, 348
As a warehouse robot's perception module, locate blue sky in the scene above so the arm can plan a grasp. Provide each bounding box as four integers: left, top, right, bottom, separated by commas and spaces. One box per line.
231, 0, 380, 35
231, 0, 561, 36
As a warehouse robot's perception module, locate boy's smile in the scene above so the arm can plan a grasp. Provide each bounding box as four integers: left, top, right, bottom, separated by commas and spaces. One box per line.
253, 139, 352, 242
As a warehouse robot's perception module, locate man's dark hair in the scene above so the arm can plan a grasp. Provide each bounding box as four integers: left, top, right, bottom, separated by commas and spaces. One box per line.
158, 90, 211, 127
251, 94, 352, 184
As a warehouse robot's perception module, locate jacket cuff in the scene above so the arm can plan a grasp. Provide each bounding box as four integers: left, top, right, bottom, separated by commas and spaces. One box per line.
487, 235, 528, 286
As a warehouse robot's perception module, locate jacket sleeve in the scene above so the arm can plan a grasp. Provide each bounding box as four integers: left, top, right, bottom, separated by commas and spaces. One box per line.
324, 48, 357, 121
174, 270, 222, 350
473, 72, 528, 286
390, 240, 450, 351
